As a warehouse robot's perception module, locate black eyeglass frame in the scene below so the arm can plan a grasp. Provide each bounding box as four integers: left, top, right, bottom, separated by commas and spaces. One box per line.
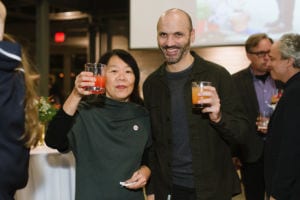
247, 50, 270, 57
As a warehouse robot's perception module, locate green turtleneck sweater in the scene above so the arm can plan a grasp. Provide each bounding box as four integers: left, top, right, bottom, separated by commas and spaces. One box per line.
46, 97, 151, 200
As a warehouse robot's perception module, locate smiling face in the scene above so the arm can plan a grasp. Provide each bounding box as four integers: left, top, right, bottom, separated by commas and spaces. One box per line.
157, 9, 195, 66
104, 55, 135, 102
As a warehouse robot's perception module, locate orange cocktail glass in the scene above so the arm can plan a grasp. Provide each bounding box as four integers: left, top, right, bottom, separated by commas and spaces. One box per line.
92, 75, 106, 94
191, 81, 211, 109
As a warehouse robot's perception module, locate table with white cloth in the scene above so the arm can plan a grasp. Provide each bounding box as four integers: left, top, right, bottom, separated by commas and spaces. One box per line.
15, 145, 75, 200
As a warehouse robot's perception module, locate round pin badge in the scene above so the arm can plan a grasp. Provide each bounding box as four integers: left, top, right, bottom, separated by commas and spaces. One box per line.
133, 125, 139, 131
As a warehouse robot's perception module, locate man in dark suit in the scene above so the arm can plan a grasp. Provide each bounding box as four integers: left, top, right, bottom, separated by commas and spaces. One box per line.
265, 33, 300, 200
232, 33, 280, 200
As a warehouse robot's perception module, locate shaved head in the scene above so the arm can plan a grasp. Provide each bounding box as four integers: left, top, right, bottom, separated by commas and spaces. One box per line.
157, 8, 193, 32
156, 8, 195, 68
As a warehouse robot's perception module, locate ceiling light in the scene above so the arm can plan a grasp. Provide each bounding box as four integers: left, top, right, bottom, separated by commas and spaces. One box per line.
49, 11, 91, 21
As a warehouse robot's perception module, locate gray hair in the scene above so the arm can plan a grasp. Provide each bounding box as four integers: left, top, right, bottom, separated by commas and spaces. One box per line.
278, 33, 300, 68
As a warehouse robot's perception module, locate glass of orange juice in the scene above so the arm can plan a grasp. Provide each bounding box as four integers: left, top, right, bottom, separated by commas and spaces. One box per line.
84, 63, 106, 94
191, 81, 212, 109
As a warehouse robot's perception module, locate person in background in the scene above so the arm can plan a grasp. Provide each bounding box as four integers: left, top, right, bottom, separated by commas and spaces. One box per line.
143, 8, 249, 200
45, 49, 151, 200
49, 73, 63, 106
231, 33, 281, 200
0, 1, 41, 199
264, 33, 300, 200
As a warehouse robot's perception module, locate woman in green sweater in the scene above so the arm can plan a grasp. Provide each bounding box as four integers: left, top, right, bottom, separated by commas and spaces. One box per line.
45, 49, 151, 200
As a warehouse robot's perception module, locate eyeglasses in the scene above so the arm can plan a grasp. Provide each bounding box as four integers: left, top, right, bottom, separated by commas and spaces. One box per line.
248, 50, 270, 58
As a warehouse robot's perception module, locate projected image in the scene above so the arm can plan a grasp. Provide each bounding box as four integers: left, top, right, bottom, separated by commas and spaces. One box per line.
130, 0, 299, 48
266, 0, 295, 33
195, 0, 295, 45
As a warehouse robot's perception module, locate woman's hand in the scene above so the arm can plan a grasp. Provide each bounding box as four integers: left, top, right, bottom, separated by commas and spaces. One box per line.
122, 165, 151, 190
62, 71, 95, 116
73, 71, 95, 97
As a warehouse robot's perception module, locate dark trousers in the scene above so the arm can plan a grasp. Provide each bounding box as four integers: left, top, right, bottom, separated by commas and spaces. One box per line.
171, 184, 196, 200
241, 156, 265, 200
0, 189, 15, 200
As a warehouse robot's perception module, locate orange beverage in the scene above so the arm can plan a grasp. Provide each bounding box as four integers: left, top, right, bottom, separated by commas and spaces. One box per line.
192, 86, 200, 105
92, 75, 106, 94
191, 81, 211, 109
85, 63, 106, 95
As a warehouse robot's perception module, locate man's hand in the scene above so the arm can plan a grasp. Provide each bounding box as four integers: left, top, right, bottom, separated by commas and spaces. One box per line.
199, 85, 222, 123
232, 157, 242, 170
270, 196, 276, 200
147, 194, 155, 200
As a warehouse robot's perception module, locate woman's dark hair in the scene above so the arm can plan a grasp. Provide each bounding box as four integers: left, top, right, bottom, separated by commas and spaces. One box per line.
99, 49, 144, 105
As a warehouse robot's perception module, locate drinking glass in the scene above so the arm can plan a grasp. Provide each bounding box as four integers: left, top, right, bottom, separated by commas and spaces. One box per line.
257, 110, 272, 132
84, 63, 106, 94
191, 81, 212, 109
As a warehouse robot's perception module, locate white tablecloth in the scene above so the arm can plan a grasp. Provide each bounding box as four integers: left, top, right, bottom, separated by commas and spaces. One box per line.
15, 145, 75, 200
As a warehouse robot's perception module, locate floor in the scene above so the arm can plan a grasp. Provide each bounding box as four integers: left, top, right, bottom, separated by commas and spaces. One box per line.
232, 191, 245, 200
232, 170, 246, 200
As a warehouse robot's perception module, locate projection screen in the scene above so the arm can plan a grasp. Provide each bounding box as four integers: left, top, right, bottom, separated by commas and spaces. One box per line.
130, 0, 299, 49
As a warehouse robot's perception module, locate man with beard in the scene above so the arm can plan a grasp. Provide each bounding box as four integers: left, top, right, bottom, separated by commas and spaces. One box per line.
143, 8, 249, 200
